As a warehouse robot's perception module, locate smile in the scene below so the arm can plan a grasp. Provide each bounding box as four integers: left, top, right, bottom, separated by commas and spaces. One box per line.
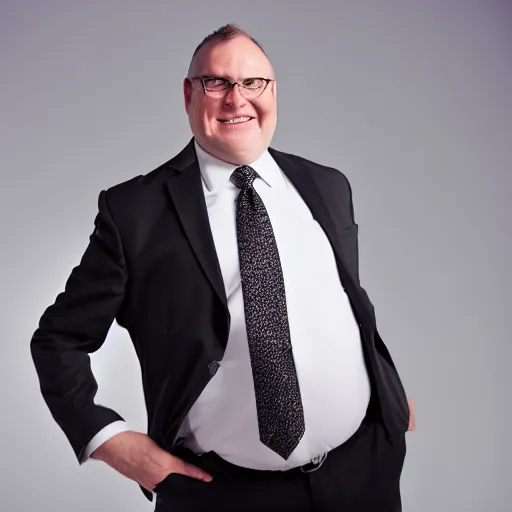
218, 117, 254, 124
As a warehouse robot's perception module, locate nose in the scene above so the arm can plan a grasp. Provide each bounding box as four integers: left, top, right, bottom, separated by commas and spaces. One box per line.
223, 84, 247, 108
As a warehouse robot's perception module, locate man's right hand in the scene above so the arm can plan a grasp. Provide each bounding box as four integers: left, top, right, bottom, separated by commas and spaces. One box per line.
90, 431, 213, 492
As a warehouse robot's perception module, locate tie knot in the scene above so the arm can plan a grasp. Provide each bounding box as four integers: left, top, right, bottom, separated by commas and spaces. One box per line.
231, 165, 257, 189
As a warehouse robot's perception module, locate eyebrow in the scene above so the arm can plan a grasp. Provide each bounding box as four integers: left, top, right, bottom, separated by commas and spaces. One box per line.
199, 74, 268, 79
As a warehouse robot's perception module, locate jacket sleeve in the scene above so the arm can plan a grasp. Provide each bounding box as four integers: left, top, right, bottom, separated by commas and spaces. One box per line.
30, 189, 127, 462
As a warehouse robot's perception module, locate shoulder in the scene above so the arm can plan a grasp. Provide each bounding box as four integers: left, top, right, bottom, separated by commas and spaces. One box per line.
100, 158, 176, 214
269, 146, 353, 196
93, 158, 179, 246
102, 140, 195, 212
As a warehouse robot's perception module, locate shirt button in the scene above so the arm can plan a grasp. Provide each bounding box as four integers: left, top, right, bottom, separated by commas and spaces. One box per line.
208, 361, 219, 376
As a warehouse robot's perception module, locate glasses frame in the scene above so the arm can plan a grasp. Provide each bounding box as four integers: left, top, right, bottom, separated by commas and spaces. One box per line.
188, 76, 275, 98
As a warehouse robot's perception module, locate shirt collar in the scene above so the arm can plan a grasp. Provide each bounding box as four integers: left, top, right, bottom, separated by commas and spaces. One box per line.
194, 139, 277, 192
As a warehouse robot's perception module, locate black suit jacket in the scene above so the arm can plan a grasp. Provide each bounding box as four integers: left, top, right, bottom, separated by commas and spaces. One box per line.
31, 138, 409, 501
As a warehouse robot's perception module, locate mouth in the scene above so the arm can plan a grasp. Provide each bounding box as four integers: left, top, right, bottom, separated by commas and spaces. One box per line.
218, 116, 254, 124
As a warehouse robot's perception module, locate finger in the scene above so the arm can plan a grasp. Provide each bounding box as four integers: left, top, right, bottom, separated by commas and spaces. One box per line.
182, 461, 213, 482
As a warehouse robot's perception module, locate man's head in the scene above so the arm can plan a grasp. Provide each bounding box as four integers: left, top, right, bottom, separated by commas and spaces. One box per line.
184, 24, 277, 165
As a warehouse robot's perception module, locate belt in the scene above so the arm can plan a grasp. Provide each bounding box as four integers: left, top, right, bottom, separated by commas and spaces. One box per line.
176, 444, 330, 477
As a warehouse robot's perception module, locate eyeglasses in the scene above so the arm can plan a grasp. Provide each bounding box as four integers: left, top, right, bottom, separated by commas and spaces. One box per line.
188, 76, 274, 98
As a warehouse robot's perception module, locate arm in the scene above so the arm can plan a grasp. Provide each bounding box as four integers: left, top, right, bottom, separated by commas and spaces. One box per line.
30, 190, 127, 461
30, 189, 213, 491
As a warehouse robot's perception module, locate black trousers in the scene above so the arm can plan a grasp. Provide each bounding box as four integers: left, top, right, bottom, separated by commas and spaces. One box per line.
154, 418, 406, 512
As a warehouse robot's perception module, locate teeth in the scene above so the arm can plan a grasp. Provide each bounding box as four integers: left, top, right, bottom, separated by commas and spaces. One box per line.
221, 117, 251, 124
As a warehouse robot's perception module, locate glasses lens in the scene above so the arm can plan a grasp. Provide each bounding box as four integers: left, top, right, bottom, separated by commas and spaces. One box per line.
203, 78, 229, 92
241, 78, 265, 90
240, 78, 267, 97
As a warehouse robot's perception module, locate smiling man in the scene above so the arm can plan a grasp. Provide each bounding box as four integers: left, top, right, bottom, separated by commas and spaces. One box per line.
31, 24, 413, 512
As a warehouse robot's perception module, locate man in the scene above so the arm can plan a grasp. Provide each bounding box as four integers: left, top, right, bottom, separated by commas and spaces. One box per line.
31, 24, 414, 511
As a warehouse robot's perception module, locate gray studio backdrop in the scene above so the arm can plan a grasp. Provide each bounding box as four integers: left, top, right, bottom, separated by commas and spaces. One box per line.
1, 1, 511, 511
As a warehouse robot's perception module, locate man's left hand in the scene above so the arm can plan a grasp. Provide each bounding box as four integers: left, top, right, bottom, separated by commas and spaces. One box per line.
407, 397, 415, 431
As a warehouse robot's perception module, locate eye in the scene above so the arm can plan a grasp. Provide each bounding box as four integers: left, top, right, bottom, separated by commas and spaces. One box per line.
203, 78, 228, 90
242, 78, 264, 89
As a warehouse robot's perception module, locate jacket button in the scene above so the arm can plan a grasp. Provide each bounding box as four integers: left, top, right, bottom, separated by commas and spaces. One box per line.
208, 361, 219, 376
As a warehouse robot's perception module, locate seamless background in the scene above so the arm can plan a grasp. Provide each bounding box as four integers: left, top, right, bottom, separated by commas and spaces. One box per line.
1, 1, 511, 510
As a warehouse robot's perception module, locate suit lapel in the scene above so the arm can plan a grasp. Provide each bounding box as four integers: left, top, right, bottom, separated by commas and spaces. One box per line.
165, 139, 227, 309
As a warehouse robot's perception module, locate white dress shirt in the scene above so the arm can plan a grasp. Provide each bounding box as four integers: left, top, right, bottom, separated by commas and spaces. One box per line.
82, 141, 371, 470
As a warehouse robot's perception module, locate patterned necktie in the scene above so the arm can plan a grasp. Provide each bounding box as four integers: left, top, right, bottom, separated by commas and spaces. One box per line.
231, 165, 305, 460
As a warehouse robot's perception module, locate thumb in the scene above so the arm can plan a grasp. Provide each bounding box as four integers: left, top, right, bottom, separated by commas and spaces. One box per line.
182, 461, 213, 482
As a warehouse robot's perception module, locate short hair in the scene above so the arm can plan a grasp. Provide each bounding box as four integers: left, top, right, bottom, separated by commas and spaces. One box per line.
192, 23, 266, 58
187, 24, 267, 76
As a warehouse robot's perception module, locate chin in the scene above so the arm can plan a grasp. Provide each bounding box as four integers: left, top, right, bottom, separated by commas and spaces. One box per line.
227, 147, 262, 164
224, 139, 266, 158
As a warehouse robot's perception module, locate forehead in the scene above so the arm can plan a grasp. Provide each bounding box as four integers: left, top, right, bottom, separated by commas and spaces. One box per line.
192, 36, 274, 79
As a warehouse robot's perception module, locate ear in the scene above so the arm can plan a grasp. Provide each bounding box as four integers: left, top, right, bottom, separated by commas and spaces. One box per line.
271, 79, 277, 100
183, 78, 193, 113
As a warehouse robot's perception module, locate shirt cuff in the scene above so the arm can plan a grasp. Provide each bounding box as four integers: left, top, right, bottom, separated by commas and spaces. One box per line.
80, 420, 131, 463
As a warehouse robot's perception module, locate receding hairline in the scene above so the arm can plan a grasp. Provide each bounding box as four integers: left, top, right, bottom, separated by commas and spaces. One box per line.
186, 24, 272, 78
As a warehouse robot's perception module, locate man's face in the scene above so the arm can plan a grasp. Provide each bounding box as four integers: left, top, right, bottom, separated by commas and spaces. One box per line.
184, 36, 277, 165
